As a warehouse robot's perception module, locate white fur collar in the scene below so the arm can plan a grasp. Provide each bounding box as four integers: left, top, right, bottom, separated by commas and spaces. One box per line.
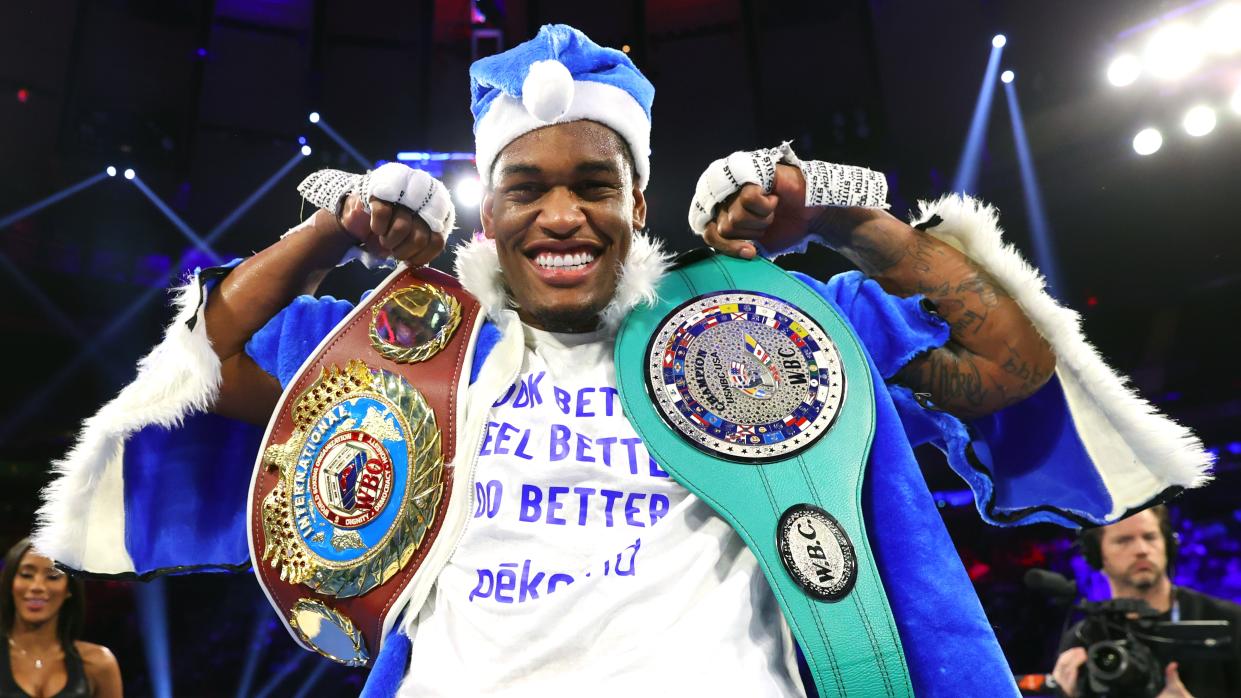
453, 230, 672, 333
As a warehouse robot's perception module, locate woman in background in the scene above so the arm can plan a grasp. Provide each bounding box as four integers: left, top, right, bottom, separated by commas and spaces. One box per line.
1, 539, 121, 698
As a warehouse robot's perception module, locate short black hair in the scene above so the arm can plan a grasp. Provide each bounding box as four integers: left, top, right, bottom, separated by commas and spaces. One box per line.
1079, 505, 1177, 574
1, 537, 86, 656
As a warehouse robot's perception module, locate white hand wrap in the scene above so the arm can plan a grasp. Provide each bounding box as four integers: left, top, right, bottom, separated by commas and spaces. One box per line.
687, 141, 888, 237
296, 163, 456, 268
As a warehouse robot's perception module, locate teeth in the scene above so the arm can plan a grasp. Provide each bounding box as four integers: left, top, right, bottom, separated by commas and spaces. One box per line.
535, 251, 596, 270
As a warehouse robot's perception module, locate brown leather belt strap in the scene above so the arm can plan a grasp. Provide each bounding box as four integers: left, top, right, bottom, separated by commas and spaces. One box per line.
249, 266, 480, 666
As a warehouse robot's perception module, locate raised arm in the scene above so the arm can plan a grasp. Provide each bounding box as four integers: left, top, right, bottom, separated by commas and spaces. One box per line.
702, 162, 1054, 420
207, 166, 449, 424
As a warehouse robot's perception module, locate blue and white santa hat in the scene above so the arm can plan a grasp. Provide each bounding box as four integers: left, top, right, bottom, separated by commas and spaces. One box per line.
470, 24, 655, 190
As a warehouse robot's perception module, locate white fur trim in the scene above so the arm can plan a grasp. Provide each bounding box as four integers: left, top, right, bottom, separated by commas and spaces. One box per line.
33, 273, 224, 573
475, 80, 652, 190
914, 195, 1213, 517
453, 231, 671, 334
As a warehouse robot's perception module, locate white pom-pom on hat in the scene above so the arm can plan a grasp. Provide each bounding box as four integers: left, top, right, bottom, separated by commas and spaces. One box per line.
522, 59, 575, 123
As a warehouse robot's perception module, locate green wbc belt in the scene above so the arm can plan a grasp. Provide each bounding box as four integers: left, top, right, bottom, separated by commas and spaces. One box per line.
615, 250, 913, 697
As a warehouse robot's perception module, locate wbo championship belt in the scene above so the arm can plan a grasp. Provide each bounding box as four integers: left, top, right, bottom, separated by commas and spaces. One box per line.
247, 266, 479, 667
615, 250, 914, 697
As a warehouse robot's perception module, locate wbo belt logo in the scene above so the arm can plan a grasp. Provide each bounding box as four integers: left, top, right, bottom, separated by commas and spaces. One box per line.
260, 360, 444, 598
298, 405, 400, 549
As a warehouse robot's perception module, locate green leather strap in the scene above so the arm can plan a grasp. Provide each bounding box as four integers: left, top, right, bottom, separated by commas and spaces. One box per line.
615, 252, 912, 697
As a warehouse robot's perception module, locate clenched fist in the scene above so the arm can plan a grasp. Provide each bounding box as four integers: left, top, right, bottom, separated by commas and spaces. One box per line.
335, 194, 446, 268
701, 163, 818, 259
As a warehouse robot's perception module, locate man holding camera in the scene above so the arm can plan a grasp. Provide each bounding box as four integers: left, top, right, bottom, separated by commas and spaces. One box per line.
1053, 506, 1241, 698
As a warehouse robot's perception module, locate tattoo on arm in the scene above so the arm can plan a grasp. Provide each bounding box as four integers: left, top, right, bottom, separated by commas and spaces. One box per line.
897, 348, 991, 416
829, 211, 1055, 417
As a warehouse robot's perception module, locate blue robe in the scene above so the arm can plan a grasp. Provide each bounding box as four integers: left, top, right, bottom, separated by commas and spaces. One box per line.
111, 266, 1160, 696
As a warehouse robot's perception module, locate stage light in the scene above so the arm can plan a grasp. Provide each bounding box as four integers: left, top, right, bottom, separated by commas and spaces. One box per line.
106, 166, 117, 177
992, 34, 1007, 48
622, 44, 631, 53
1183, 105, 1217, 136
1004, 80, 1063, 297
1144, 23, 1203, 80
1205, 4, 1241, 55
1132, 127, 1163, 155
301, 145, 312, 156
313, 115, 371, 169
123, 168, 135, 180
16, 88, 29, 103
297, 136, 307, 145
952, 37, 1006, 194
454, 176, 483, 207
1000, 70, 1014, 83
1106, 53, 1141, 87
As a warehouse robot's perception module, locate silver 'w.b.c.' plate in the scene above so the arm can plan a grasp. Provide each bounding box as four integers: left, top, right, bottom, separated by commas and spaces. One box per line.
644, 291, 846, 463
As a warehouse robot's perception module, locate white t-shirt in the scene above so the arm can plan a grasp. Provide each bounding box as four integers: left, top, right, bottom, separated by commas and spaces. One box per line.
401, 325, 804, 697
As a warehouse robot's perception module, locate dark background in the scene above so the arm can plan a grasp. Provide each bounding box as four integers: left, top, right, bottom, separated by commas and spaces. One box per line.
1, 1, 1238, 695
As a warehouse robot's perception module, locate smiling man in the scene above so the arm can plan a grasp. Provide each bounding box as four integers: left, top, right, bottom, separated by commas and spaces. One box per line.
34, 23, 1213, 698
485, 120, 639, 333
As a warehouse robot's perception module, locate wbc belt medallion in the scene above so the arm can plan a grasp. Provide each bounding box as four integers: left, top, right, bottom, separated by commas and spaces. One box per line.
252, 278, 471, 667
645, 291, 846, 462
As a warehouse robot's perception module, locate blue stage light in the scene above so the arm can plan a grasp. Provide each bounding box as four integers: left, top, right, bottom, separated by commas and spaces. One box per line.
291, 661, 331, 698
952, 40, 1006, 194
106, 166, 117, 177
313, 116, 371, 169
301, 144, 313, 156
0, 172, 109, 230
1004, 80, 1063, 298
127, 175, 222, 263
397, 151, 475, 162
124, 168, 135, 180
0, 147, 308, 441
134, 579, 173, 698
993, 34, 1007, 48
1001, 70, 1015, 83
253, 652, 310, 698
234, 607, 273, 698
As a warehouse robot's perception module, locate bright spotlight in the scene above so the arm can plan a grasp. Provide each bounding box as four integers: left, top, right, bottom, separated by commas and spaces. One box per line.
992, 34, 1007, 48
453, 177, 483, 208
1132, 128, 1163, 155
106, 166, 117, 177
1183, 105, 1217, 137
300, 145, 312, 156
1106, 53, 1141, 87
1000, 70, 1015, 83
308, 111, 320, 124
123, 168, 136, 180
1205, 4, 1241, 55
1144, 23, 1203, 80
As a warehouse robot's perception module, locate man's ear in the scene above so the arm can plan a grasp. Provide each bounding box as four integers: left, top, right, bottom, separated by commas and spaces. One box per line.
480, 191, 496, 239
631, 186, 647, 231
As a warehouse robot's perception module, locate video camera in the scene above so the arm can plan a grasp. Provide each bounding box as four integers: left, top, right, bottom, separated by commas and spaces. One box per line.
1026, 570, 1232, 697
